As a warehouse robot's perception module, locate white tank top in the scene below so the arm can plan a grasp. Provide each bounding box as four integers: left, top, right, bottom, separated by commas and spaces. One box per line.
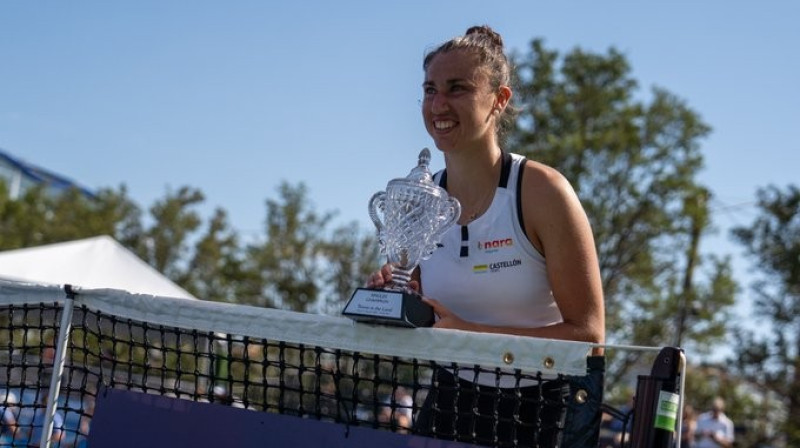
420, 153, 563, 387
420, 152, 563, 328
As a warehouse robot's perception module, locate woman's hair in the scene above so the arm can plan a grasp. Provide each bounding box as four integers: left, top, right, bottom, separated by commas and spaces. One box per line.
423, 25, 517, 136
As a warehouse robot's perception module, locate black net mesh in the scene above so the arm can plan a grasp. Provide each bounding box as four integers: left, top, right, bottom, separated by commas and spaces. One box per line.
1, 298, 608, 448
1, 303, 70, 447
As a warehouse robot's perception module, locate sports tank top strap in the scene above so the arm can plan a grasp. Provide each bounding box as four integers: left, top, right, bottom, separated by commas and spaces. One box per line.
436, 169, 447, 188
434, 152, 515, 189
498, 151, 513, 188
511, 153, 530, 241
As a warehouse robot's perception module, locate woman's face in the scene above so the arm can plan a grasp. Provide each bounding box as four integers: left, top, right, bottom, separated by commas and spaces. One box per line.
422, 50, 499, 153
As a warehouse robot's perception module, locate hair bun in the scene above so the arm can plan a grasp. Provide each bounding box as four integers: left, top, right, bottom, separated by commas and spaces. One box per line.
465, 25, 504, 50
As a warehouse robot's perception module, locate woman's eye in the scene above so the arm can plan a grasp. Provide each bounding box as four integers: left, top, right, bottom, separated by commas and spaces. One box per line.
423, 87, 436, 96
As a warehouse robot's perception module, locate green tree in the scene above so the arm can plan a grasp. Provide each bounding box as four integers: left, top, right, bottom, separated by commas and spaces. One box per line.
0, 181, 50, 249
239, 181, 378, 313
319, 222, 380, 315
179, 208, 249, 303
0, 181, 140, 250
682, 364, 781, 448
731, 184, 800, 445
233, 181, 379, 313
133, 186, 205, 281
95, 185, 146, 249
243, 182, 334, 312
1, 177, 376, 314
507, 40, 736, 382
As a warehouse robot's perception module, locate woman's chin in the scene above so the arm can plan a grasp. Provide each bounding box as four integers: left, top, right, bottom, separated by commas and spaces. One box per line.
431, 138, 457, 152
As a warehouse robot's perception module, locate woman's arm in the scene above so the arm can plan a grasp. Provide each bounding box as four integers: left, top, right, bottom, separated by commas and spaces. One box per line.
425, 161, 605, 345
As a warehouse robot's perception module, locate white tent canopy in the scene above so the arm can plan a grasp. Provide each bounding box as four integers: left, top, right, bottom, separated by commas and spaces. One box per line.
0, 235, 197, 300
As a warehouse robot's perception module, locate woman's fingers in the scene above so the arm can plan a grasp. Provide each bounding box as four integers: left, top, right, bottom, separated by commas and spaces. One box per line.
366, 272, 385, 288
366, 263, 395, 288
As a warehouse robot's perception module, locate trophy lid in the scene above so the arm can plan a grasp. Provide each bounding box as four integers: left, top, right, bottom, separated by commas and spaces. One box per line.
406, 148, 434, 184
385, 148, 448, 199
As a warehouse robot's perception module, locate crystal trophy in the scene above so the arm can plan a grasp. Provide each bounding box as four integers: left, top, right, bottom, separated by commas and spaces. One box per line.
342, 148, 461, 328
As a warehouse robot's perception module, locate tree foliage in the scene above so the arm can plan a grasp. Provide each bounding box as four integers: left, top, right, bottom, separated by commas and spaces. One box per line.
242, 182, 333, 311
179, 208, 249, 303
731, 184, 800, 445
506, 40, 737, 383
0, 178, 378, 315
0, 182, 140, 249
319, 223, 378, 315
682, 364, 783, 448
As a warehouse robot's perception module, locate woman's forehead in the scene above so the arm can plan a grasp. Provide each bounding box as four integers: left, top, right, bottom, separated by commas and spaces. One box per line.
424, 50, 486, 83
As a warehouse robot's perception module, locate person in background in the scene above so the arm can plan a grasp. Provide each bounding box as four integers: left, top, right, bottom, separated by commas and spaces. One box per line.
681, 403, 697, 448
367, 24, 604, 447
695, 397, 734, 448
606, 394, 635, 446
27, 390, 64, 448
377, 387, 413, 433
1, 389, 20, 444
41, 332, 56, 366
393, 387, 413, 432
75, 395, 96, 448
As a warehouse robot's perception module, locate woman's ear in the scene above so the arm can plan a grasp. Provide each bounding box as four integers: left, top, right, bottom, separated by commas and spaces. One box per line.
495, 85, 512, 111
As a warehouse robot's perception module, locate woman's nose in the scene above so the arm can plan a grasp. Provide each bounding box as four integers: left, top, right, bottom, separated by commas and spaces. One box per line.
427, 92, 449, 113
422, 93, 450, 114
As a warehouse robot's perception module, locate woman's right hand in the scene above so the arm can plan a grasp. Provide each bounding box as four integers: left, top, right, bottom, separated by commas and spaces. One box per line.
365, 263, 394, 288
365, 264, 420, 292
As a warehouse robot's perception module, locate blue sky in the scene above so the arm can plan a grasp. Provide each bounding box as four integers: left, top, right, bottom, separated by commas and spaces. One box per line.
2, 2, 798, 327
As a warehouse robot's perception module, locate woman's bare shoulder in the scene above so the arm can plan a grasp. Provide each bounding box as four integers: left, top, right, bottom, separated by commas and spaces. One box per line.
520, 159, 577, 203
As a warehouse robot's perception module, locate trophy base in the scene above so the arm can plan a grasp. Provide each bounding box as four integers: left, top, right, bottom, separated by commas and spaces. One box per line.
342, 288, 434, 328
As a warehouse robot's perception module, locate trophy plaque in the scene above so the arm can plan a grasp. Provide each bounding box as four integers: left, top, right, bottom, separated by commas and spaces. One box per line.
342, 148, 461, 328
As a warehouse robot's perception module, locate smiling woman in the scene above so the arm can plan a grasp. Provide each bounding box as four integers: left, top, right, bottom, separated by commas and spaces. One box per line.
420, 43, 511, 158
365, 24, 606, 447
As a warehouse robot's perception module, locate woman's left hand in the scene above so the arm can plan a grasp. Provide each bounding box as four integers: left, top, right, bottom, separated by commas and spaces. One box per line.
423, 297, 479, 332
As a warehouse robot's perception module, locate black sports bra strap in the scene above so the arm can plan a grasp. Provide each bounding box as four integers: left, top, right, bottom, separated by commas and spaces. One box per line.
498, 151, 512, 189
436, 151, 513, 190
516, 155, 530, 241
437, 170, 448, 188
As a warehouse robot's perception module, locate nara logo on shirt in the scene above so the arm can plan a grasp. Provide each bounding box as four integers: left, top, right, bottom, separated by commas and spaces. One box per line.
476, 237, 513, 253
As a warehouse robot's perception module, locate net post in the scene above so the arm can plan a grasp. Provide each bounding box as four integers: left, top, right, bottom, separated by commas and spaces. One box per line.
39, 284, 77, 448
561, 355, 606, 447
675, 350, 687, 448
629, 346, 685, 448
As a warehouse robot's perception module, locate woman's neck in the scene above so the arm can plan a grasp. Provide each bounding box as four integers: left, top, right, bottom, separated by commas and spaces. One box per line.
443, 145, 503, 224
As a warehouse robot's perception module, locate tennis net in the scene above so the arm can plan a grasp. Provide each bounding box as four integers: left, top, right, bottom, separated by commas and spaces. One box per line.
0, 280, 683, 447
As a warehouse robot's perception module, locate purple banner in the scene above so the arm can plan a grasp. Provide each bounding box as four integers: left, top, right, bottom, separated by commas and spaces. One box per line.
87, 387, 476, 447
